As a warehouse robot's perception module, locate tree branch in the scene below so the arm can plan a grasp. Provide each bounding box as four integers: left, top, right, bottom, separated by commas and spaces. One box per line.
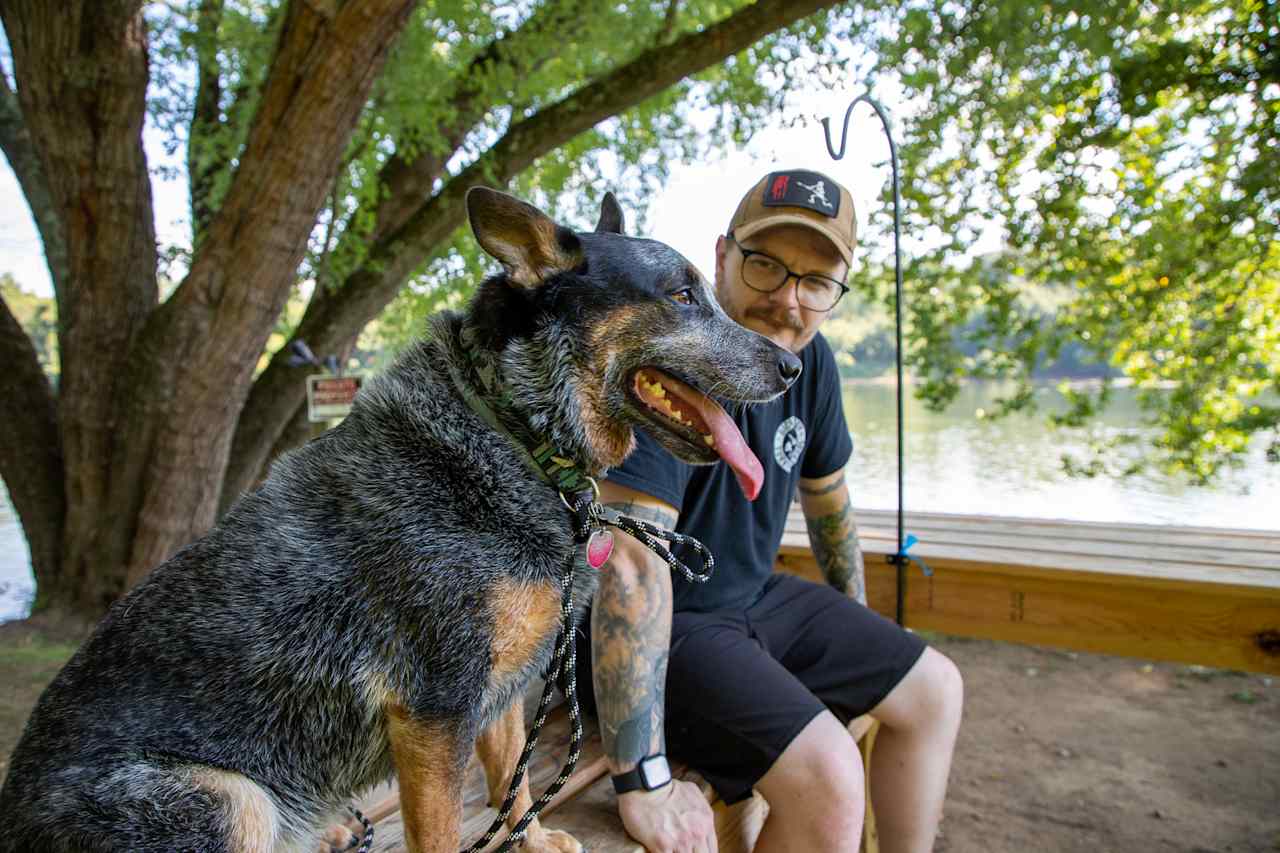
657, 0, 680, 45
0, 72, 68, 301
0, 294, 64, 603
187, 0, 226, 245
361, 0, 589, 249
223, 0, 838, 503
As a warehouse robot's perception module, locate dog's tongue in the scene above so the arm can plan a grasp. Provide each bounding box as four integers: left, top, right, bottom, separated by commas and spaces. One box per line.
701, 403, 764, 501
666, 380, 763, 502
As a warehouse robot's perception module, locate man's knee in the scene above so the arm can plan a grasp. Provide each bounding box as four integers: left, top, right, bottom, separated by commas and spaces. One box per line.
875, 646, 964, 734
757, 712, 865, 843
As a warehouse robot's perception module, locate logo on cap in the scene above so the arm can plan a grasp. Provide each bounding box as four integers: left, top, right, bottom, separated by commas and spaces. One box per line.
760, 170, 841, 218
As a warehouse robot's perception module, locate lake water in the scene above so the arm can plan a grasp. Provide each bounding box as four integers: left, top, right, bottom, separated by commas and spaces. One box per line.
2, 382, 1277, 621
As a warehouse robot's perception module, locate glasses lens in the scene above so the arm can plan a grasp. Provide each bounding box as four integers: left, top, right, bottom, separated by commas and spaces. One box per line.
797, 276, 842, 311
741, 254, 787, 292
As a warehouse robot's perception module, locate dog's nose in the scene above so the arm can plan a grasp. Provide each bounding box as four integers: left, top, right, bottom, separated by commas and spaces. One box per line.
778, 351, 803, 384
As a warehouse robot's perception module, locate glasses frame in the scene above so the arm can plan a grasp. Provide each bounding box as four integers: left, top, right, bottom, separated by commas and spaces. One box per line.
726, 234, 850, 312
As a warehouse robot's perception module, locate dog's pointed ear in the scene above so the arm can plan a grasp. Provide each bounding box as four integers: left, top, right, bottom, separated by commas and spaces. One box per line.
467, 187, 583, 288
595, 192, 626, 235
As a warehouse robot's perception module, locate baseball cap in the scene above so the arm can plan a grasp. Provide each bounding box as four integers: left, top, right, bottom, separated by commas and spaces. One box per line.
727, 169, 856, 265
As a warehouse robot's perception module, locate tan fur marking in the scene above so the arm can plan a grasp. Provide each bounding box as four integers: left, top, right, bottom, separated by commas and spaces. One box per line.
386, 704, 466, 852
483, 212, 581, 288
476, 697, 583, 851
187, 767, 278, 852
583, 304, 653, 467
489, 578, 563, 680
356, 665, 394, 715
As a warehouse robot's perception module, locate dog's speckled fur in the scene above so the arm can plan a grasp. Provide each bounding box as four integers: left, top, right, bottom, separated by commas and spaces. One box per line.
0, 189, 799, 852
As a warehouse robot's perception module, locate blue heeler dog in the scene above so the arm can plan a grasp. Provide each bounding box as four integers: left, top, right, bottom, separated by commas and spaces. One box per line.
0, 188, 801, 852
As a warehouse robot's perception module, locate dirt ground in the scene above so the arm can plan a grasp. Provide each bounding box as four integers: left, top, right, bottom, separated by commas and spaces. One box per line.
1, 622, 1276, 852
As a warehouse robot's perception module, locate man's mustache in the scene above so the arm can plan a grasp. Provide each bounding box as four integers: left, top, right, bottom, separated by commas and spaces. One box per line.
745, 306, 805, 333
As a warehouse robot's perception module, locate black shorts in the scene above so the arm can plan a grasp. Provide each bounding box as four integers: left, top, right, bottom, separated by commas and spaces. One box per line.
573, 573, 926, 804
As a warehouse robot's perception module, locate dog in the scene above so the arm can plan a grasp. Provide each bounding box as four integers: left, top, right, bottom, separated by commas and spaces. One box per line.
0, 187, 801, 852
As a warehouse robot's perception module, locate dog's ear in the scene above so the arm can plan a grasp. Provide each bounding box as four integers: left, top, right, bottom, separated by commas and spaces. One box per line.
467, 187, 583, 289
595, 192, 626, 235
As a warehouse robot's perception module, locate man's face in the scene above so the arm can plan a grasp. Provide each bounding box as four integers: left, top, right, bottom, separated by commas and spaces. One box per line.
713, 224, 848, 354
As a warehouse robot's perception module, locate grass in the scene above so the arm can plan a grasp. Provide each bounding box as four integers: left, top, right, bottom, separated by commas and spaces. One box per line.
0, 633, 78, 777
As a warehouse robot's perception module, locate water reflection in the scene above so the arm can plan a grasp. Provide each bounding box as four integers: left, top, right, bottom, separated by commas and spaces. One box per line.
843, 381, 1280, 529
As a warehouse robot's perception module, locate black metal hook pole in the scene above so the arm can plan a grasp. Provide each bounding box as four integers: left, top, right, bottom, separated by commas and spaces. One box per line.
822, 95, 907, 627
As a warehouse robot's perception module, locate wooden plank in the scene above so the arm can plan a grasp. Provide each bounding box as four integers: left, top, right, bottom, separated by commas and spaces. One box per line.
780, 518, 1280, 589
784, 508, 1280, 555
783, 508, 1280, 570
775, 550, 1280, 674
839, 506, 1280, 546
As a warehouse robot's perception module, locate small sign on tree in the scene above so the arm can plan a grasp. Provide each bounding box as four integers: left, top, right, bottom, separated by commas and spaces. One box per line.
306, 375, 363, 422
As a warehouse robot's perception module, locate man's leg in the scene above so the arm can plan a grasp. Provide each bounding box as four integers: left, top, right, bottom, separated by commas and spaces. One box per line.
867, 647, 964, 853
753, 709, 864, 853
747, 575, 963, 853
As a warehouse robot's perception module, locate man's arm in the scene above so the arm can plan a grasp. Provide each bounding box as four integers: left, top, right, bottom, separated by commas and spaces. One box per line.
797, 467, 867, 605
594, 480, 715, 853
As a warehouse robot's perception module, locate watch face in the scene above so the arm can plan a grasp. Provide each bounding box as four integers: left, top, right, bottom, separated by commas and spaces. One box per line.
639, 755, 672, 789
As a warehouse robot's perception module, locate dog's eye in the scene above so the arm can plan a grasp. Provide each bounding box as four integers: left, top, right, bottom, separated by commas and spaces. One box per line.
670, 289, 696, 306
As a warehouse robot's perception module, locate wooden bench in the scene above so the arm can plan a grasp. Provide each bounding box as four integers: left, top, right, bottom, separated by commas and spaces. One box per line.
342, 695, 879, 853
779, 506, 1280, 675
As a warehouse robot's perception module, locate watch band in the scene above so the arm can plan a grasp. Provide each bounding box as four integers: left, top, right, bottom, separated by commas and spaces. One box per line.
611, 754, 672, 795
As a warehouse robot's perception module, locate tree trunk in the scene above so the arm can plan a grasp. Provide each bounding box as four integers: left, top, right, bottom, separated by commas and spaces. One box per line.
2, 0, 160, 614
1, 0, 417, 619
0, 299, 64, 609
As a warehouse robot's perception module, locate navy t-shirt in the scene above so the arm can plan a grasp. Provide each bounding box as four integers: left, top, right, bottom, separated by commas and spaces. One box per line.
607, 332, 853, 613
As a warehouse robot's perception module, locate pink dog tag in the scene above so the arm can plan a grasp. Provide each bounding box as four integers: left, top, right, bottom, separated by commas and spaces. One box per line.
586, 529, 614, 569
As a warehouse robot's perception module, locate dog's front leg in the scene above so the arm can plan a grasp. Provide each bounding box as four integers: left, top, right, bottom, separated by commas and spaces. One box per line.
387, 703, 469, 853
476, 694, 582, 853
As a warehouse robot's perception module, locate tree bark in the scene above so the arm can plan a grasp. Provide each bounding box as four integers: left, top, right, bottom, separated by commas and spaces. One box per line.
0, 73, 68, 296
222, 0, 839, 504
188, 0, 227, 245
2, 0, 160, 613
0, 297, 65, 608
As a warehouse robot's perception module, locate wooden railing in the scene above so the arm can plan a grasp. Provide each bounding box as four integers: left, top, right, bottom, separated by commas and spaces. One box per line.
778, 507, 1280, 675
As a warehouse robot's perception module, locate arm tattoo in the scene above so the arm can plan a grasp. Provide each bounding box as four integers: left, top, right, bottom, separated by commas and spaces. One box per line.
605, 499, 676, 529
797, 478, 845, 497
592, 500, 676, 767
804, 496, 867, 605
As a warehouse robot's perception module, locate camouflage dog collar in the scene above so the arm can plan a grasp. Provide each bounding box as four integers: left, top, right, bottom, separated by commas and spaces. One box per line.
451, 325, 594, 495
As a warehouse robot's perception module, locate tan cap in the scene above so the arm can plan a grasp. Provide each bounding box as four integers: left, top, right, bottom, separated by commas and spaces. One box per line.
727, 169, 856, 264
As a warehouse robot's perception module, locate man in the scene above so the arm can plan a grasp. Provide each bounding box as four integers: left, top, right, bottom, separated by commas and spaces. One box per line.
580, 169, 964, 853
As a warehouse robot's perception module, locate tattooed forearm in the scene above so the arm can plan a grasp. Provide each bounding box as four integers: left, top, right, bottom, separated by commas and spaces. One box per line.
805, 497, 867, 605
605, 499, 677, 529
592, 501, 676, 768
797, 477, 845, 497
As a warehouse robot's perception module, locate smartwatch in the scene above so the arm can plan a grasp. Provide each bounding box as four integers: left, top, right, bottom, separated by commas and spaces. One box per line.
611, 754, 673, 795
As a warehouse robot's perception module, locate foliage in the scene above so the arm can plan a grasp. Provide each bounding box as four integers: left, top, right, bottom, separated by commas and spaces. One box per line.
135, 0, 847, 355
860, 0, 1279, 482
1, 273, 57, 379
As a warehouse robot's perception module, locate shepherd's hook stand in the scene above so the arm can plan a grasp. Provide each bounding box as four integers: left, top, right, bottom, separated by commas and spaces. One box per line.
822, 95, 923, 627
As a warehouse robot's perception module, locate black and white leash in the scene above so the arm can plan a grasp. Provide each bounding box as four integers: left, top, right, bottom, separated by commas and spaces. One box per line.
462, 485, 714, 853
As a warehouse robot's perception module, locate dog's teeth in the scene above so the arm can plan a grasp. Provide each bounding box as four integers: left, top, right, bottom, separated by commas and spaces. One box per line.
704, 435, 715, 447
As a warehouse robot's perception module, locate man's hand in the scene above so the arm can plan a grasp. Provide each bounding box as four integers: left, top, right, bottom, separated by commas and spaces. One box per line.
618, 780, 717, 853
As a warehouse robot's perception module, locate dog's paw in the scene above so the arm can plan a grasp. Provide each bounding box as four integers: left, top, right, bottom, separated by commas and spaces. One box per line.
518, 826, 584, 853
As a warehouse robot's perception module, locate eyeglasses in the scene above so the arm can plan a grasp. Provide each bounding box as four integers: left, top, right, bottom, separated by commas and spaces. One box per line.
727, 235, 849, 312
